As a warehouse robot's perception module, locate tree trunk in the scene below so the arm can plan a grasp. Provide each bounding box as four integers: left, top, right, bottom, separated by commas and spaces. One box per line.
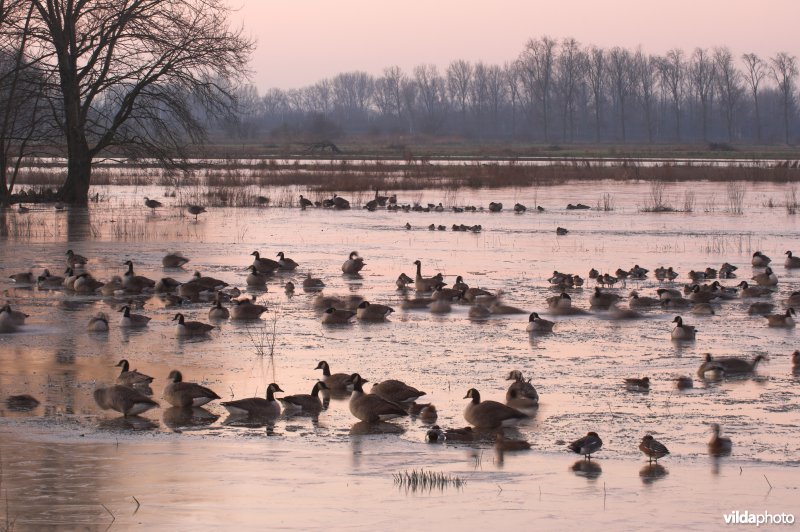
59, 139, 92, 205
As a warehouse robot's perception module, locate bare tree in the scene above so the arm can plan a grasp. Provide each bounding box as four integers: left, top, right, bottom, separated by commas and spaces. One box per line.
471, 62, 489, 134
518, 36, 558, 141
769, 52, 798, 144
414, 64, 447, 133
660, 49, 686, 140
635, 49, 658, 143
484, 64, 507, 135
554, 38, 585, 143
503, 61, 521, 137
608, 47, 634, 142
742, 53, 767, 143
714, 47, 742, 142
689, 48, 716, 141
19, 0, 253, 204
447, 59, 473, 125
586, 46, 606, 142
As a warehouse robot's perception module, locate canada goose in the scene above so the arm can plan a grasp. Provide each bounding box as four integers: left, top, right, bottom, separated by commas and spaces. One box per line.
172, 313, 214, 336
9, 271, 34, 284
94, 385, 159, 417
186, 204, 206, 221
784, 251, 800, 268
154, 277, 181, 293
164, 370, 221, 408
100, 276, 124, 296
547, 292, 572, 310
690, 302, 716, 316
671, 316, 697, 340
689, 285, 718, 303
505, 370, 539, 408
463, 388, 527, 429
752, 266, 778, 286
314, 361, 354, 392
72, 273, 103, 294
250, 250, 280, 273
453, 275, 469, 292
412, 260, 440, 292
62, 268, 79, 290
303, 272, 325, 290
6, 394, 40, 410
496, 433, 531, 451
161, 252, 189, 268
706, 354, 767, 375
468, 304, 491, 319
513, 203, 527, 213
461, 286, 493, 304
371, 379, 425, 403
276, 251, 299, 270
766, 308, 795, 327
737, 281, 772, 297
65, 249, 88, 268
675, 376, 693, 390
87, 312, 109, 332
708, 423, 732, 456
786, 291, 800, 306
590, 287, 620, 309
332, 195, 351, 209
0, 304, 28, 326
190, 271, 227, 290
629, 291, 659, 308
339, 251, 366, 275
230, 299, 268, 320
122, 260, 155, 292
245, 265, 268, 287
222, 383, 283, 417
322, 307, 355, 324
115, 359, 154, 387
208, 299, 230, 320
639, 435, 669, 463
299, 195, 313, 208
143, 196, 163, 213
356, 301, 394, 321
608, 303, 643, 320
37, 269, 65, 289
624, 376, 650, 392
118, 305, 151, 328
279, 381, 328, 414
490, 301, 527, 315
748, 302, 775, 315
751, 251, 771, 267
349, 374, 407, 422
285, 281, 294, 295
312, 294, 363, 310
568, 431, 603, 459
396, 273, 413, 290
526, 312, 554, 333
401, 296, 433, 310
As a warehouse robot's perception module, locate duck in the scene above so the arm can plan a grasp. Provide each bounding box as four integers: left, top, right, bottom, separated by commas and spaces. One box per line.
412, 260, 440, 292
0, 304, 28, 326
488, 201, 503, 212
671, 316, 697, 340
752, 266, 778, 286
186, 204, 206, 221
356, 301, 394, 321
792, 350, 799, 372
747, 302, 775, 315
87, 312, 109, 332
122, 260, 156, 292
321, 307, 355, 324
568, 431, 603, 459
230, 299, 268, 320
243, 265, 268, 287
675, 376, 693, 390
250, 250, 280, 273
115, 359, 154, 387
513, 203, 527, 213
276, 251, 299, 270
785, 251, 800, 268
117, 305, 151, 328
349, 374, 408, 422
639, 435, 669, 463
624, 376, 650, 392
418, 404, 438, 424
279, 382, 328, 415
172, 313, 214, 336
590, 287, 620, 309
657, 287, 682, 300
222, 383, 283, 417
162, 253, 190, 268
766, 308, 795, 327
298, 195, 313, 209
37, 269, 65, 289
371, 379, 425, 403
284, 281, 295, 295
737, 281, 772, 297
463, 388, 527, 429
751, 251, 771, 267
495, 433, 531, 451
689, 285, 719, 303
302, 272, 326, 290
8, 271, 34, 284
505, 370, 539, 408
143, 196, 163, 213
93, 385, 159, 417
5, 394, 40, 410
314, 361, 354, 392
708, 423, 732, 456
526, 312, 554, 333
65, 249, 88, 268
208, 299, 230, 320
163, 370, 221, 408
547, 292, 572, 310
395, 273, 413, 290
431, 284, 463, 301
719, 262, 738, 279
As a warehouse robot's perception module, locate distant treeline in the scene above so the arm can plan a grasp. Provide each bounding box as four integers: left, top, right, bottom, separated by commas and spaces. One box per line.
221, 37, 799, 146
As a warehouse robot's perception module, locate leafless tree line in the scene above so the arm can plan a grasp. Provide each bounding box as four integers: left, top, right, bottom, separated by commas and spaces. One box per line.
227, 36, 798, 146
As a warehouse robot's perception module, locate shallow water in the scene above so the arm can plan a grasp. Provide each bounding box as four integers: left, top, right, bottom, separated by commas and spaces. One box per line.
1, 179, 799, 529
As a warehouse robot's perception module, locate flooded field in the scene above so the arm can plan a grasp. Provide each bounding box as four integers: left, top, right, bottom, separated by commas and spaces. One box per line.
1, 179, 799, 529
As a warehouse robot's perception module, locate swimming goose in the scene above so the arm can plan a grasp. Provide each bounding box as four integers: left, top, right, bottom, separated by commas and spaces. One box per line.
100, 276, 124, 296
689, 285, 719, 303
302, 272, 326, 290
0, 304, 28, 326
671, 316, 697, 340
639, 435, 669, 463
708, 423, 732, 456
87, 312, 109, 332
395, 273, 413, 290
490, 301, 527, 315
208, 299, 230, 320
245, 265, 268, 287
463, 388, 527, 429
143, 196, 163, 213
65, 249, 88, 268
590, 287, 620, 309
468, 304, 491, 319
118, 305, 151, 328
752, 266, 778, 286
349, 374, 408, 423
766, 308, 795, 327
164, 370, 221, 407
748, 302, 775, 315
276, 251, 299, 270
453, 276, 469, 291
115, 359, 154, 387
711, 354, 767, 375
122, 260, 156, 292
299, 195, 313, 209
785, 251, 800, 268
191, 271, 228, 290
547, 292, 572, 310
37, 269, 65, 289
737, 281, 772, 297
690, 303, 716, 315
371, 379, 425, 403
505, 370, 539, 408
222, 383, 283, 417
568, 431, 603, 459
751, 251, 771, 267
526, 312, 554, 333
94, 385, 159, 417
321, 307, 356, 324
8, 271, 34, 284
314, 361, 354, 392
250, 251, 280, 273
412, 260, 441, 292
186, 204, 206, 221
628, 291, 659, 308
513, 203, 527, 213
230, 299, 268, 320
624, 376, 650, 392
71, 273, 102, 293
172, 313, 214, 336
356, 301, 394, 321
279, 382, 328, 414
162, 253, 190, 268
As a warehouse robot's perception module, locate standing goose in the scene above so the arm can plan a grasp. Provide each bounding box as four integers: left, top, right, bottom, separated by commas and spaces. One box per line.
751, 251, 771, 267
341, 251, 366, 274
65, 249, 88, 268
115, 359, 154, 387
118, 305, 151, 328
356, 301, 394, 321
162, 252, 190, 268
463, 388, 527, 429
163, 370, 221, 407
298, 195, 313, 209
186, 204, 206, 221
785, 251, 800, 268
172, 313, 215, 336
639, 435, 670, 463
708, 423, 732, 456
752, 266, 778, 286
221, 383, 283, 417
87, 312, 109, 332
526, 312, 554, 333
321, 307, 355, 324
349, 374, 408, 423
766, 308, 796, 327
412, 260, 440, 292
279, 382, 328, 415
568, 431, 603, 459
230, 299, 268, 320
143, 196, 163, 213
245, 265, 269, 287
671, 316, 697, 340
505, 370, 539, 408
94, 385, 159, 417
314, 361, 354, 392
122, 260, 156, 292
250, 250, 280, 273
276, 251, 299, 270
371, 379, 425, 403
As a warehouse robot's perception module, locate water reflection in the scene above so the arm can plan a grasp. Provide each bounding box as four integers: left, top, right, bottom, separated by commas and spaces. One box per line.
66, 207, 91, 241
97, 415, 159, 431
571, 459, 602, 480
349, 421, 405, 436
639, 463, 669, 484
162, 406, 219, 431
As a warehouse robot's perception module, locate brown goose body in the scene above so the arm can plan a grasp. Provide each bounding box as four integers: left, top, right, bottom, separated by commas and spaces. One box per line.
94, 385, 159, 417
463, 388, 527, 429
163, 370, 221, 408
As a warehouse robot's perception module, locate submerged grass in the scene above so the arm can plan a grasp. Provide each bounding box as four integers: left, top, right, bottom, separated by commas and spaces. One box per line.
393, 469, 466, 493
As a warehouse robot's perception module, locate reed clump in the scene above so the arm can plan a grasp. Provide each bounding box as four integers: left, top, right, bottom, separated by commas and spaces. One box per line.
393, 469, 466, 492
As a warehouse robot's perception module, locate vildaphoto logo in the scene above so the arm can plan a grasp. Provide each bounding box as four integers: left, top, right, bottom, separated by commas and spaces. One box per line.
723, 511, 795, 526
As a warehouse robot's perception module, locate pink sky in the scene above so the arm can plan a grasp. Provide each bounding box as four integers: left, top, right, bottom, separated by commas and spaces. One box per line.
227, 0, 799, 90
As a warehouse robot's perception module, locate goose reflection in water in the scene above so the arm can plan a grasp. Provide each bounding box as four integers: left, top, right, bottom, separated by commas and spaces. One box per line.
97, 415, 158, 432
639, 463, 668, 485
571, 459, 602, 479
162, 406, 219, 431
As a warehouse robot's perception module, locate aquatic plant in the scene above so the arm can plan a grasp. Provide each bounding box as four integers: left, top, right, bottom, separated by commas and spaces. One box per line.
392, 469, 466, 492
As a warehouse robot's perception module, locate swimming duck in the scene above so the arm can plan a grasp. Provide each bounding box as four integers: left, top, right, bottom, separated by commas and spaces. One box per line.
505, 370, 539, 408
8, 271, 34, 284
37, 269, 65, 289
526, 312, 554, 333
94, 385, 159, 417
751, 251, 771, 267
418, 404, 438, 424
371, 379, 425, 403
162, 253, 190, 268
671, 316, 697, 340
675, 376, 693, 390
222, 383, 283, 418
395, 273, 413, 290
314, 361, 354, 392
463, 388, 527, 429
639, 435, 669, 463
349, 374, 408, 423
568, 431, 603, 459
766, 308, 795, 327
172, 313, 214, 336
163, 370, 221, 408
356, 301, 394, 321
628, 291, 660, 308
279, 381, 328, 415
115, 359, 154, 387
708, 423, 732, 456
321, 307, 355, 324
